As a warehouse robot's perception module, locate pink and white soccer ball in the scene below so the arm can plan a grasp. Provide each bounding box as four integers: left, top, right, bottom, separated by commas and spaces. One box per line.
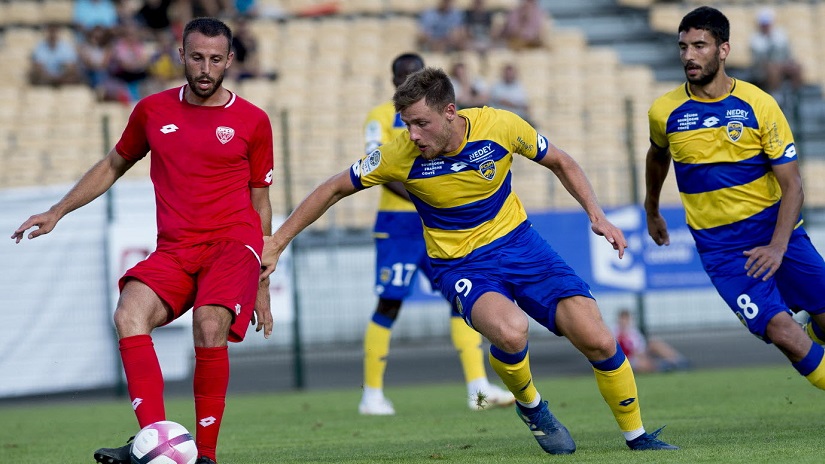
130, 420, 198, 464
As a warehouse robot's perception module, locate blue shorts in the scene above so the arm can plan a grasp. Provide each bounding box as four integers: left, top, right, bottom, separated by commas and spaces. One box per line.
430, 222, 593, 335
373, 211, 435, 300
700, 229, 825, 342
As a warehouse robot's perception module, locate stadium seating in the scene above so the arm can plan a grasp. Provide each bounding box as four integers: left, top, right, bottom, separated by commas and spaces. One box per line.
2, 1, 824, 229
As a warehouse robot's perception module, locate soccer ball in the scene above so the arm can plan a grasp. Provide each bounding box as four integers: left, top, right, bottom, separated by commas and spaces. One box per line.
130, 420, 198, 464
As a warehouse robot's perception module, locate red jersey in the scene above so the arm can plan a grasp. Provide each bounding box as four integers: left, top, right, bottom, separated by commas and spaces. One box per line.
115, 86, 274, 254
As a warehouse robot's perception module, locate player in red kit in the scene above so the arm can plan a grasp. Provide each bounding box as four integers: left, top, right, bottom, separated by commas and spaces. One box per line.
11, 18, 274, 464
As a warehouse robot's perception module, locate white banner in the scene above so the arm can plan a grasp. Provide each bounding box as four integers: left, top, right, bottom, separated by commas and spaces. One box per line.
0, 180, 294, 397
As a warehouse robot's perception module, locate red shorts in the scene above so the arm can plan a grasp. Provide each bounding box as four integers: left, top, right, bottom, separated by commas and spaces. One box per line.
120, 240, 261, 342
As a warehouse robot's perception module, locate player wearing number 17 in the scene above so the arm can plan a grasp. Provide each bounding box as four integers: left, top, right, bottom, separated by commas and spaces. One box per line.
260, 67, 677, 453
645, 6, 825, 391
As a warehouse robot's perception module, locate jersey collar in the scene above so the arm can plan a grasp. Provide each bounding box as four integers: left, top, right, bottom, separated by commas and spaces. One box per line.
684, 78, 737, 103
178, 85, 236, 108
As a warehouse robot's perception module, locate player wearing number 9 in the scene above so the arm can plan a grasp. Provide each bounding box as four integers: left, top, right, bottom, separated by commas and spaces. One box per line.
645, 6, 825, 391
261, 67, 677, 453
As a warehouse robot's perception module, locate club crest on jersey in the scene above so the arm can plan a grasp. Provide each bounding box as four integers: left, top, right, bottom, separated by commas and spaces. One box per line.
726, 121, 743, 142
479, 160, 496, 180
216, 126, 235, 144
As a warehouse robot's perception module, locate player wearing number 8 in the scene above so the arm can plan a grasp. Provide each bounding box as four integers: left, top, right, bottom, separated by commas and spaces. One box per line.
261, 67, 677, 453
645, 6, 825, 390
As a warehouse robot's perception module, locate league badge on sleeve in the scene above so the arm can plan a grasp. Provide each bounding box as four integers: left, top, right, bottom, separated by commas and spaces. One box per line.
361, 150, 381, 176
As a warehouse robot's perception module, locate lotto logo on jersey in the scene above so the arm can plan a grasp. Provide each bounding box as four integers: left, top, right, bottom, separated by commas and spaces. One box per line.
783, 143, 797, 159
216, 126, 235, 144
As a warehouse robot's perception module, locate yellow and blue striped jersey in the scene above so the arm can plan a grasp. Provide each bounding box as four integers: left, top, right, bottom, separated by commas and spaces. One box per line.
648, 79, 799, 252
364, 101, 417, 212
351, 106, 549, 260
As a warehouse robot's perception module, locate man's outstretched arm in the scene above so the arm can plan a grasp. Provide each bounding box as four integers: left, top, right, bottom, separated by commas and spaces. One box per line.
12, 148, 135, 243
537, 141, 627, 258
260, 169, 359, 279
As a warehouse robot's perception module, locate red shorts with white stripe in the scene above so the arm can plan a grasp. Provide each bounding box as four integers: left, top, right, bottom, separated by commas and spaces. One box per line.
120, 240, 261, 342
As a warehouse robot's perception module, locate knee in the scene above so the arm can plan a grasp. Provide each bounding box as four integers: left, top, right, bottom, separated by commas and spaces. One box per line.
113, 304, 157, 338
576, 331, 617, 361
766, 313, 810, 360
193, 308, 231, 347
491, 317, 529, 354
112, 306, 133, 335
193, 319, 226, 347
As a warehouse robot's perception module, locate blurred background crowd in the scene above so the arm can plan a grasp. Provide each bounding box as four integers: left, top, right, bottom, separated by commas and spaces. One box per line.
8, 0, 825, 216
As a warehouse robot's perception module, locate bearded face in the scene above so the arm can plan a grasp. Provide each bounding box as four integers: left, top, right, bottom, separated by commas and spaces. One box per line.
679, 28, 726, 87
180, 32, 233, 102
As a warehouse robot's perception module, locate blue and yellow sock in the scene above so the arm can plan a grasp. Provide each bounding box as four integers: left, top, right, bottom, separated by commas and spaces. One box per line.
591, 343, 643, 436
489, 344, 538, 406
450, 316, 486, 384
363, 312, 393, 390
805, 318, 825, 345
792, 342, 825, 390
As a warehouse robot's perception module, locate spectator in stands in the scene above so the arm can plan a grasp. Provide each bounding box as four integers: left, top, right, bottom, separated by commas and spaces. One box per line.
73, 0, 119, 34
417, 0, 466, 53
77, 25, 114, 94
228, 16, 263, 81
186, 0, 233, 19
497, 0, 550, 50
29, 24, 84, 87
613, 309, 689, 374
232, 0, 258, 17
749, 7, 802, 98
489, 63, 531, 123
462, 0, 495, 54
106, 21, 153, 102
136, 0, 175, 39
147, 30, 184, 93
449, 61, 488, 109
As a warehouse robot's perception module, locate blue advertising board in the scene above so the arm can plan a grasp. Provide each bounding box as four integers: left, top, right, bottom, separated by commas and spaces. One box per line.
530, 205, 711, 293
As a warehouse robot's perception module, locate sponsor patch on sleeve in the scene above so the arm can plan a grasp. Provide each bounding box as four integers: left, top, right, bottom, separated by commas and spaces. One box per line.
361, 149, 381, 176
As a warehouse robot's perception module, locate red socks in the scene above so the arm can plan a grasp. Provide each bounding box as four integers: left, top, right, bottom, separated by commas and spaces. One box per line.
119, 335, 165, 428
120, 336, 229, 461
194, 346, 229, 461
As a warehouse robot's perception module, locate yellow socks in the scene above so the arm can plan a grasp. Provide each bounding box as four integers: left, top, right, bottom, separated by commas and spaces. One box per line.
450, 316, 486, 384
488, 344, 538, 405
805, 318, 825, 345
591, 344, 643, 433
792, 342, 825, 390
363, 314, 393, 389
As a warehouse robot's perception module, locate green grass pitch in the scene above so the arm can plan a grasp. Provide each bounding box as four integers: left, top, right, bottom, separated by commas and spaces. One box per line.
1, 365, 823, 463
